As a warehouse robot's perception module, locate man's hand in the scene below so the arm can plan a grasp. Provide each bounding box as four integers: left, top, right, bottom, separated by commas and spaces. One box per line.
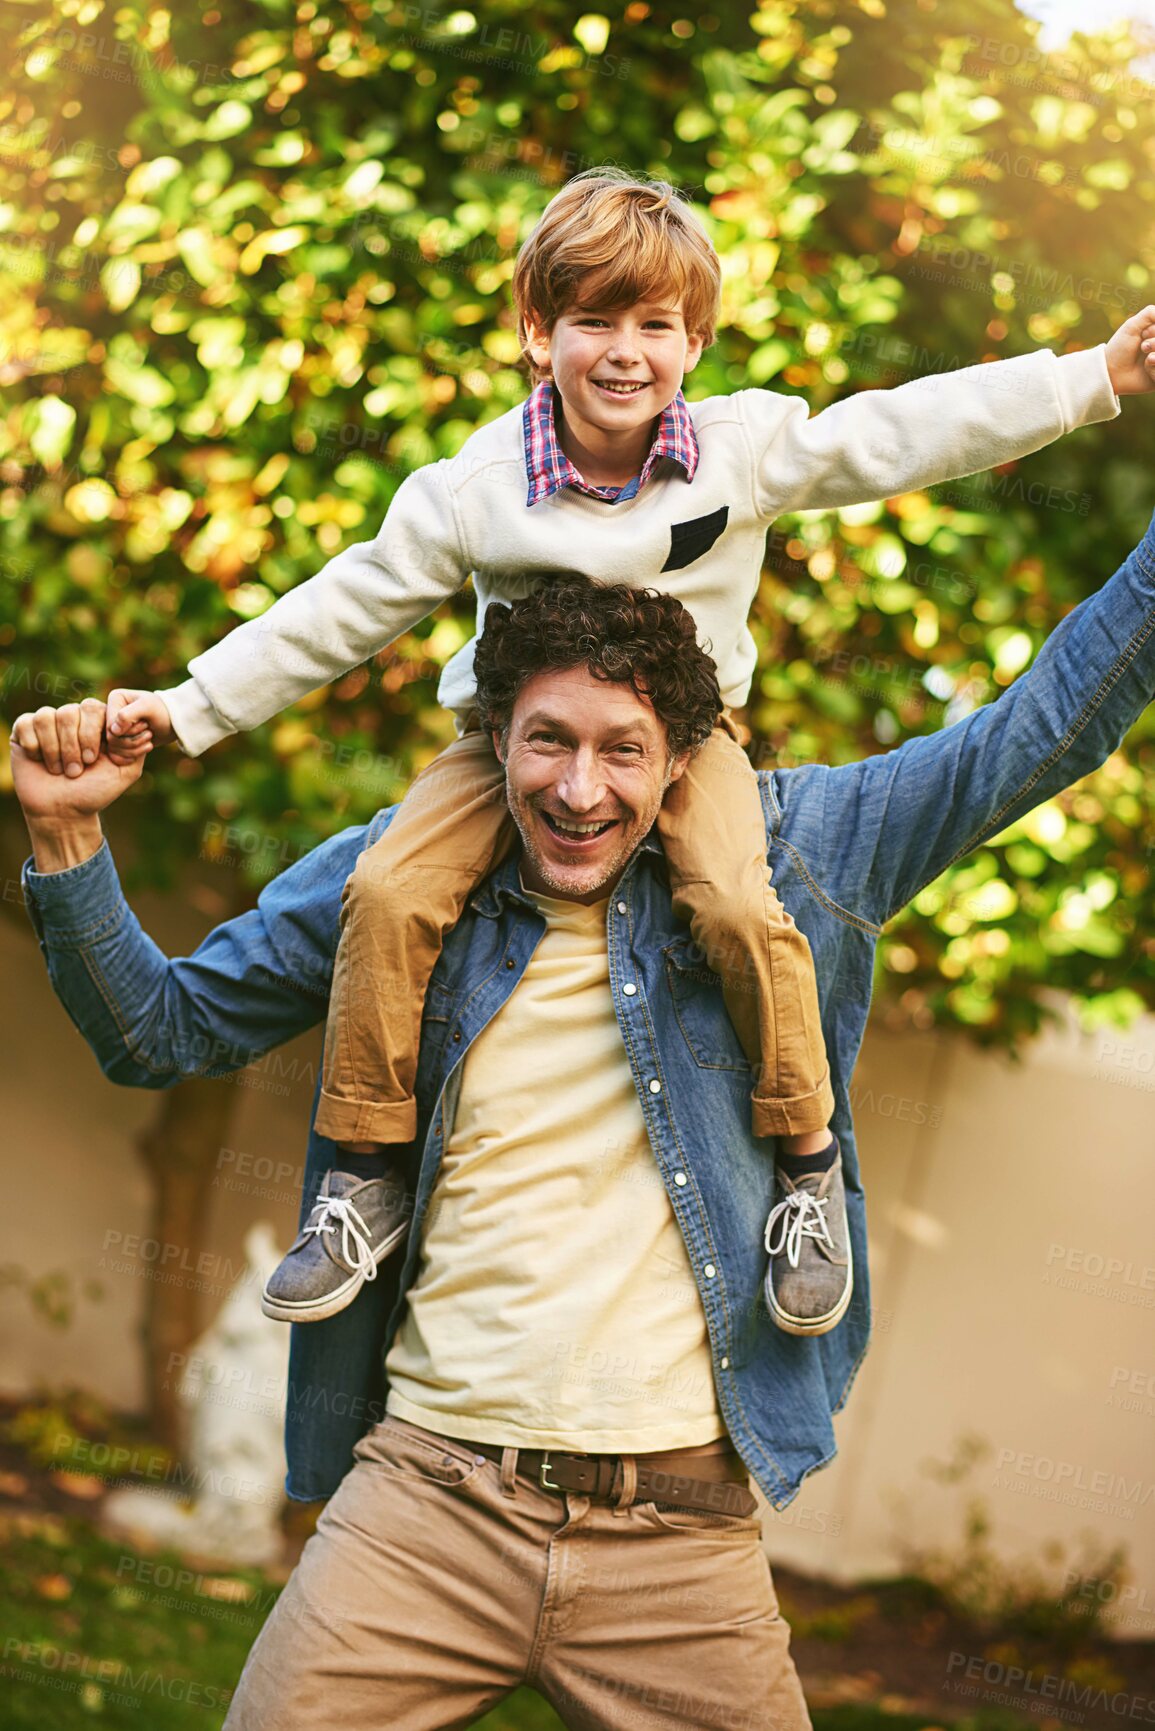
1106, 305, 1155, 396
11, 700, 147, 872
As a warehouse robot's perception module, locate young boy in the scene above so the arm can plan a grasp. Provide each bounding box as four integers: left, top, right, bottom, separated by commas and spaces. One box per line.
74, 170, 1153, 1339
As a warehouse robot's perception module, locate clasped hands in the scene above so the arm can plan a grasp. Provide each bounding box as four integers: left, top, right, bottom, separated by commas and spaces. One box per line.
10, 697, 146, 827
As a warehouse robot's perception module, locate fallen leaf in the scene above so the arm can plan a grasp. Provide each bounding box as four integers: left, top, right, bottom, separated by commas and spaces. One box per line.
50, 1471, 106, 1501
200, 1576, 254, 1603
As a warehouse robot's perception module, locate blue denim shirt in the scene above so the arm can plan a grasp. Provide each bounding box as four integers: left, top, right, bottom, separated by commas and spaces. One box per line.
22, 517, 1155, 1508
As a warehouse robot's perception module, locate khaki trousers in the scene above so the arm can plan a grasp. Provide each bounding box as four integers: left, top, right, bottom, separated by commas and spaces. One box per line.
222, 1416, 813, 1731
314, 714, 833, 1145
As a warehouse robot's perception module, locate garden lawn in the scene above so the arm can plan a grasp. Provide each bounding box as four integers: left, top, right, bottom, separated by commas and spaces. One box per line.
3, 1509, 1047, 1731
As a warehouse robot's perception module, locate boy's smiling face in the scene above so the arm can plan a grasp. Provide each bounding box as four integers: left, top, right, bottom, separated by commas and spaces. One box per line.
525, 288, 704, 474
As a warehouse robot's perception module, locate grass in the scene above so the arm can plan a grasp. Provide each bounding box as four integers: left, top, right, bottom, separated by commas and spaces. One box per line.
2, 1510, 1053, 1731
1, 1510, 565, 1729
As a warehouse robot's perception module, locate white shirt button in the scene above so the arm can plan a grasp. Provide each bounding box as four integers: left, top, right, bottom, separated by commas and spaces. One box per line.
616, 901, 627, 914
648, 1079, 662, 1094
673, 1171, 687, 1186
720, 1356, 730, 1370
704, 1263, 717, 1279
623, 983, 637, 996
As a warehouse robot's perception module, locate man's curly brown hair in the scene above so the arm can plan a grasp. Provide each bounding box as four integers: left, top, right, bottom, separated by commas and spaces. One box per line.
473, 574, 722, 759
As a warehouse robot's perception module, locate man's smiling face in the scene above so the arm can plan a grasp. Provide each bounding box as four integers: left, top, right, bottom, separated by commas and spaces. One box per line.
494, 663, 691, 903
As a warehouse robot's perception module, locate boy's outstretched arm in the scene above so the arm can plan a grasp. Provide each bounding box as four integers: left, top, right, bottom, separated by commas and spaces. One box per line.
141, 461, 470, 758
744, 306, 1155, 520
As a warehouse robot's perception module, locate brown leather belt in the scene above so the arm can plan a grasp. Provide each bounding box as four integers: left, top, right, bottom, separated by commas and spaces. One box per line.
465, 1437, 758, 1518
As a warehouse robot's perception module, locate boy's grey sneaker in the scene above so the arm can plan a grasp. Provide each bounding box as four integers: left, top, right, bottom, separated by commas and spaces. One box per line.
261, 1168, 411, 1324
762, 1143, 853, 1336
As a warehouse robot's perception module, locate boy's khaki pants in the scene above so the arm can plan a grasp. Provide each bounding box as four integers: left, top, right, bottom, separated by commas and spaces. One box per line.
314, 713, 834, 1145
222, 1415, 813, 1731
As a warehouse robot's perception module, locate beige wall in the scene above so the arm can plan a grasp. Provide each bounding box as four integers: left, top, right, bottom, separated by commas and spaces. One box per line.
0, 867, 318, 1415
2, 871, 1153, 1632
762, 1006, 1155, 1638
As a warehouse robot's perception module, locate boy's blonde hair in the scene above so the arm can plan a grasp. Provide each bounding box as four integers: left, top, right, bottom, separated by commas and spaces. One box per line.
512, 169, 721, 379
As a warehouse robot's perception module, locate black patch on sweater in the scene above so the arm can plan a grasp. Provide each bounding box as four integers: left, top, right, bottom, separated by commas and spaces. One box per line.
660, 504, 730, 572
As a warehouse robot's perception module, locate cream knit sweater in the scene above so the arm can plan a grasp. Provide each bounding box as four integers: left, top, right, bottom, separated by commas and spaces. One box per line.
163, 346, 1119, 756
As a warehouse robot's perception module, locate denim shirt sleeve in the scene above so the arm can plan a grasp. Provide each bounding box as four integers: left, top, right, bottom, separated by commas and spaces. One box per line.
771, 512, 1155, 928
21, 820, 382, 1088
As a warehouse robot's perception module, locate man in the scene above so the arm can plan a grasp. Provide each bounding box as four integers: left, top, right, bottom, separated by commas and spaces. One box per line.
13, 520, 1155, 1729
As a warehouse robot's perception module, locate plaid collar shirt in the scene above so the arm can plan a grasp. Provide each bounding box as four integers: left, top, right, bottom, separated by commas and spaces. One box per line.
522, 380, 699, 507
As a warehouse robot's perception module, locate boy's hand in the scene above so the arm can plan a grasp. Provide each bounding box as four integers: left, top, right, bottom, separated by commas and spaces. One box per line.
10, 697, 152, 778
107, 688, 174, 762
1106, 305, 1155, 396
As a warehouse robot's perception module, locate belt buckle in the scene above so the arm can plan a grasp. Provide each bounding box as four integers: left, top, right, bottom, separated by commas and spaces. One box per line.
539, 1450, 588, 1493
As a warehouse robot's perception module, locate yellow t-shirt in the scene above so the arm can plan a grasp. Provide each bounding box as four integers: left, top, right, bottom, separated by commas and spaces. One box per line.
384, 877, 727, 1450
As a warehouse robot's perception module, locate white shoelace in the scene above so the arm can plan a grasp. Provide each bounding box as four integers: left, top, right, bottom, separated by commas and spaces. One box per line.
763, 1189, 835, 1268
303, 1195, 379, 1282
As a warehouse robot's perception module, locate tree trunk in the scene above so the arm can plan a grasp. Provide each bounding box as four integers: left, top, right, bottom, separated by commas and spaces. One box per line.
135, 1074, 239, 1448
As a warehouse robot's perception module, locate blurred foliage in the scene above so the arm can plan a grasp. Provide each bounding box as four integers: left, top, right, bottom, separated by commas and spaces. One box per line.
0, 0, 1153, 1045
4, 1511, 273, 1729
892, 1432, 1130, 1654
0, 1261, 106, 1328
3, 1385, 170, 1477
